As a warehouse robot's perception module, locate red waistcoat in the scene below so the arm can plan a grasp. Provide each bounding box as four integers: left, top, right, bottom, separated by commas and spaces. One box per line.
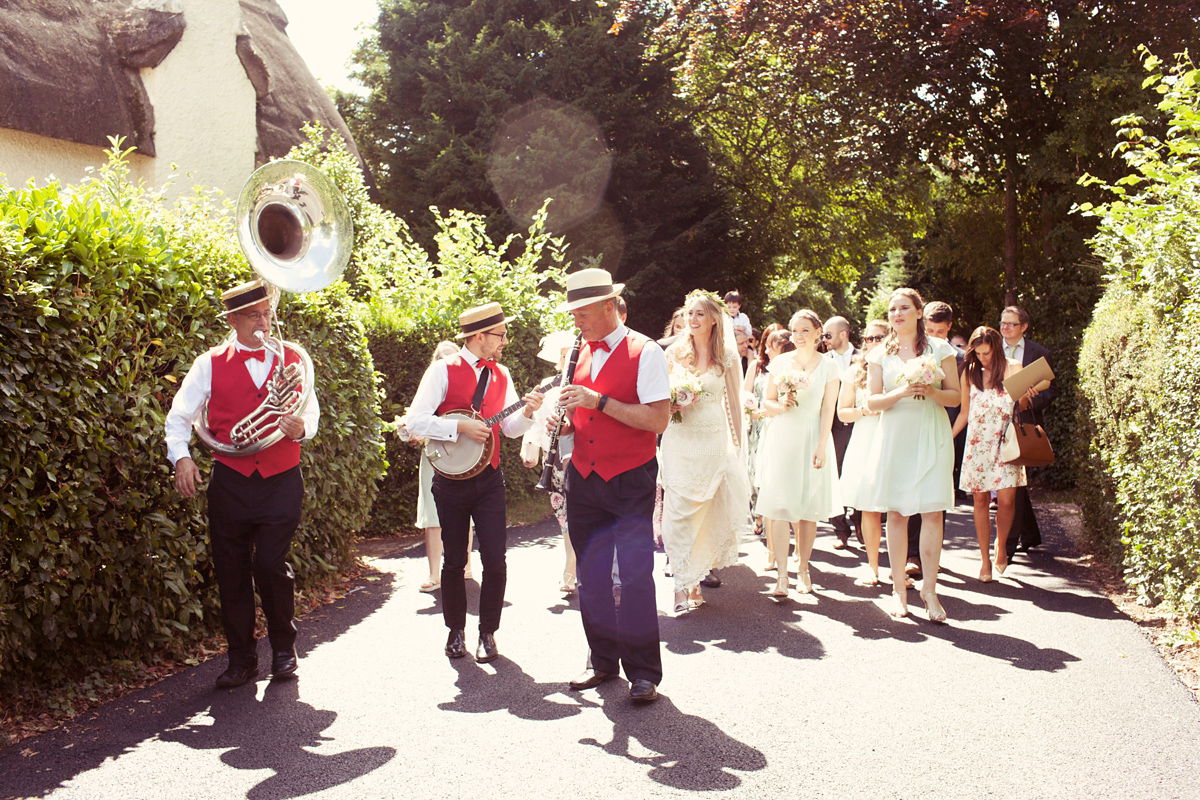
437, 357, 508, 469
571, 333, 656, 480
208, 344, 302, 478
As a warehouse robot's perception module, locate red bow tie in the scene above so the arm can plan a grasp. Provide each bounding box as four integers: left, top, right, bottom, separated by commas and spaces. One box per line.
587, 339, 611, 353
477, 359, 499, 373
236, 348, 266, 363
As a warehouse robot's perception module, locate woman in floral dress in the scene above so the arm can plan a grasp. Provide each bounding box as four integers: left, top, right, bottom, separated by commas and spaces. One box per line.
950, 326, 1027, 582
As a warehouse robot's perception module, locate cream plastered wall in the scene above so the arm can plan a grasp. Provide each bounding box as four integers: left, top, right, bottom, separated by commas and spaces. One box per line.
140, 0, 258, 200
0, 127, 153, 189
0, 0, 257, 200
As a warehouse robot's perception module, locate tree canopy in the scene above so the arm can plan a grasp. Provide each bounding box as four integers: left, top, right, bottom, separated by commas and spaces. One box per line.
346, 0, 756, 329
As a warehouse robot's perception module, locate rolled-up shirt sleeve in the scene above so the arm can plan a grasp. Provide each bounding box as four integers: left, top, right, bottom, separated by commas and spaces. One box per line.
407, 360, 461, 442
498, 365, 534, 438
636, 342, 670, 404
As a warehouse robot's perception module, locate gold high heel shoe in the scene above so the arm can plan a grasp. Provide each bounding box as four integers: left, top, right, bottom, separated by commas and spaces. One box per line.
797, 566, 813, 594
769, 576, 788, 597
921, 591, 947, 623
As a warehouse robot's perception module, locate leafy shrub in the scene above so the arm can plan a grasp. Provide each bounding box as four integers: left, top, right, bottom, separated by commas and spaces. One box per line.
1076, 49, 1200, 617
0, 145, 384, 688
360, 206, 573, 536
285, 127, 574, 535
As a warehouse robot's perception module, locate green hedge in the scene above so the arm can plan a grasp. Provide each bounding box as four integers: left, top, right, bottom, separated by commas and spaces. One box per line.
1076, 50, 1200, 617
0, 146, 384, 687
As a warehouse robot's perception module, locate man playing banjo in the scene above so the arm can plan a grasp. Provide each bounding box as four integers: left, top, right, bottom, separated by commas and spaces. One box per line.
408, 303, 544, 662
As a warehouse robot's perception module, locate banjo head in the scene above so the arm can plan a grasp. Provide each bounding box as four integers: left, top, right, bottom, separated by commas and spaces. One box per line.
425, 410, 495, 479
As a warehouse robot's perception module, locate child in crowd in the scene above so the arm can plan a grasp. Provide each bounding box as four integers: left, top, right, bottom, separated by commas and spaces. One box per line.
724, 290, 753, 338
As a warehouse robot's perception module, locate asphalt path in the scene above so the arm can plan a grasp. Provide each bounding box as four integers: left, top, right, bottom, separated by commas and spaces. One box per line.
3, 503, 1199, 799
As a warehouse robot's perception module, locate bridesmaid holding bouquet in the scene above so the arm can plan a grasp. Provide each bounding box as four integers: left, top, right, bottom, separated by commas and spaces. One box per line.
864, 289, 960, 622
754, 310, 841, 597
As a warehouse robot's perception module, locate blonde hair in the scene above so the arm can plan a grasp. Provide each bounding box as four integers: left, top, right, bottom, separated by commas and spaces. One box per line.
671, 293, 727, 374
848, 320, 889, 389
431, 339, 459, 364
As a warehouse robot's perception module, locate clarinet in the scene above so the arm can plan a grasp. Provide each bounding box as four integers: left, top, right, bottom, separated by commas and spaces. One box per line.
536, 331, 584, 492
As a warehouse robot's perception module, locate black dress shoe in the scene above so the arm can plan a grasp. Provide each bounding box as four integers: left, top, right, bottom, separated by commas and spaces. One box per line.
700, 571, 722, 588
629, 679, 659, 704
445, 629, 467, 659
271, 649, 298, 681
475, 632, 499, 663
569, 669, 618, 690
215, 663, 258, 690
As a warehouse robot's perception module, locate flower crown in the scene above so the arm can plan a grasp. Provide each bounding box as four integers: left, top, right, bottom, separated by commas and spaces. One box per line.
685, 289, 724, 306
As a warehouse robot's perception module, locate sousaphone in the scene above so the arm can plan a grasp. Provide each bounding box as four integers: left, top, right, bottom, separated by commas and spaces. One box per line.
194, 160, 353, 456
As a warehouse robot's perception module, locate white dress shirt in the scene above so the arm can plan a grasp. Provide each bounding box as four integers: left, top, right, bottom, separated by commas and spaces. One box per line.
164, 339, 320, 465
1005, 337, 1026, 363
407, 346, 534, 442
827, 345, 854, 376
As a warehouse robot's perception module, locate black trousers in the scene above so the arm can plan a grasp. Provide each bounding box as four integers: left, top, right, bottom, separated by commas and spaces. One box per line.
207, 462, 302, 667
829, 425, 855, 538
1005, 486, 1043, 557
565, 459, 662, 685
433, 466, 507, 633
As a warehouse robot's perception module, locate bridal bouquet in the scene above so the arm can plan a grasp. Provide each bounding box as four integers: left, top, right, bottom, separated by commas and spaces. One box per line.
391, 410, 426, 446
669, 368, 707, 423
742, 391, 761, 419
775, 368, 810, 406
898, 355, 945, 400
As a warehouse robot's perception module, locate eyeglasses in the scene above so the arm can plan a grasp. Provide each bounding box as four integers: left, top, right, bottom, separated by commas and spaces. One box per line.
236, 311, 271, 322
998, 321, 1020, 329
484, 330, 509, 341
863, 335, 884, 343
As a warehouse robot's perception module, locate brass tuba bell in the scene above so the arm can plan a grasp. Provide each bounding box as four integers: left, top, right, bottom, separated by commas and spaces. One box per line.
193, 160, 353, 456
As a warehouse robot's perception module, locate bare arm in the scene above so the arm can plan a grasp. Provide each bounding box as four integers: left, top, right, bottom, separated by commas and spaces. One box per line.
813, 378, 839, 469
930, 354, 961, 408
950, 378, 971, 438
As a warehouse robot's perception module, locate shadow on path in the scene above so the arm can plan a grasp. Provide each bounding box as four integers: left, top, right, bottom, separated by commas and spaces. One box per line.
159, 679, 394, 800
0, 572, 397, 799
579, 682, 767, 791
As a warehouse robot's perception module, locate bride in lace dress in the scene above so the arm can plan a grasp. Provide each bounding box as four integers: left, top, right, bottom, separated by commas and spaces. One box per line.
660, 291, 750, 614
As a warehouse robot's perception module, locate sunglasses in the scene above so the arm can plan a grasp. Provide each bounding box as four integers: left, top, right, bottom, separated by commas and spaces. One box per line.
863, 334, 884, 343
820, 332, 833, 340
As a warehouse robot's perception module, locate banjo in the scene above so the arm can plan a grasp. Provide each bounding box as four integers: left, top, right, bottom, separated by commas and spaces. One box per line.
425, 375, 562, 479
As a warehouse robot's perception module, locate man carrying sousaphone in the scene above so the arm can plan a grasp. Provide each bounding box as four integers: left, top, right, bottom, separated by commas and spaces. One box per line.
552, 269, 671, 704
408, 303, 544, 662
164, 279, 319, 689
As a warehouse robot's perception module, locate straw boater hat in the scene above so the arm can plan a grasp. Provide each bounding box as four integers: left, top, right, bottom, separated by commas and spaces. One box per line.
220, 278, 276, 317
536, 330, 578, 363
456, 302, 515, 339
556, 268, 624, 313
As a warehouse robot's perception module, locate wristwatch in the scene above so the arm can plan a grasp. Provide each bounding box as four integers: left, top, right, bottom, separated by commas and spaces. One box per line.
597, 394, 609, 413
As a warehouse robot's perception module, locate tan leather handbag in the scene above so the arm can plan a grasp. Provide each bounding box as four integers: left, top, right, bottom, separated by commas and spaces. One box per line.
999, 402, 1055, 467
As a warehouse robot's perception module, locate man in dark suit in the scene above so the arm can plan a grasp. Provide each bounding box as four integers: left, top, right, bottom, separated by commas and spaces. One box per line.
1000, 305, 1056, 558
823, 316, 858, 547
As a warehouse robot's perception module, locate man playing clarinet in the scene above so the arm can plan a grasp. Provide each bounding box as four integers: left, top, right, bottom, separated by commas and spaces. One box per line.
555, 269, 670, 704
408, 303, 543, 663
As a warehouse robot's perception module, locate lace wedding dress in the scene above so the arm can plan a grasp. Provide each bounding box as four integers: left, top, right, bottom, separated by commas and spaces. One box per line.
659, 366, 751, 593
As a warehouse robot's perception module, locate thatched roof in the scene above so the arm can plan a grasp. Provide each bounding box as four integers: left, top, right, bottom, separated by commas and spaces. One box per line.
0, 0, 362, 166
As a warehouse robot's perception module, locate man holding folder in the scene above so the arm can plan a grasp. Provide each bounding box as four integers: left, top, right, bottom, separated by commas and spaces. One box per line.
999, 306, 1056, 557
